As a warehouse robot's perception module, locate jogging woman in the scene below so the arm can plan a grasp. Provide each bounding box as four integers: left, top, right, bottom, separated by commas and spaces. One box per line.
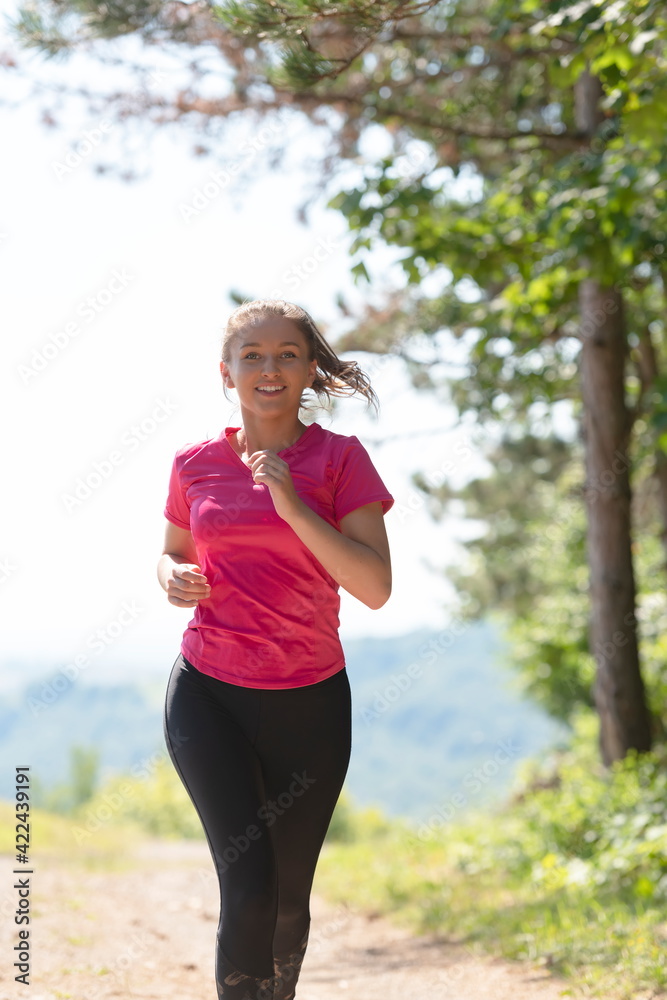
159, 299, 394, 999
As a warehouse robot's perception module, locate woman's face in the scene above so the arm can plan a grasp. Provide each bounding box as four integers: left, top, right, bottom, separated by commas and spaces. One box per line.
220, 316, 318, 415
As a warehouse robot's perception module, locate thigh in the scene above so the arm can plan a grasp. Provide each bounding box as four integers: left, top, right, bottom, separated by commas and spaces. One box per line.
256, 668, 352, 905
163, 654, 277, 904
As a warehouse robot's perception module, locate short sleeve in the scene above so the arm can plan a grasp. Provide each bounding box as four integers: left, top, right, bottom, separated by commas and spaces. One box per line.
163, 449, 191, 530
333, 436, 394, 523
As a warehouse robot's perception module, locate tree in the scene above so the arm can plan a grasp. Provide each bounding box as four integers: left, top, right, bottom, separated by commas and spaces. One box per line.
8, 0, 667, 765
32, 744, 100, 813
419, 428, 667, 744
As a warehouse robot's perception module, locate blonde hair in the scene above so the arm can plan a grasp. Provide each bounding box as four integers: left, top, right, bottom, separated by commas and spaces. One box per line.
221, 299, 380, 416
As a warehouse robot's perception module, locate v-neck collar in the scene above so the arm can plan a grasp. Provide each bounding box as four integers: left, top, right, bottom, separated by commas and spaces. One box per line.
219, 422, 319, 474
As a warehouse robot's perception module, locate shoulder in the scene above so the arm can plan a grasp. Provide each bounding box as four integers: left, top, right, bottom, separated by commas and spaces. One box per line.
315, 425, 393, 519
314, 424, 369, 456
313, 425, 379, 482
170, 433, 220, 466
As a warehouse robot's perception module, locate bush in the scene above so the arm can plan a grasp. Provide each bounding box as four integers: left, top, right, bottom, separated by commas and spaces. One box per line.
70, 757, 205, 840
477, 709, 667, 901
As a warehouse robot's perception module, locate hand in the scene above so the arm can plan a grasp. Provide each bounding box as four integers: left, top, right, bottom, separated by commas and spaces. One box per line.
166, 563, 211, 608
247, 449, 304, 521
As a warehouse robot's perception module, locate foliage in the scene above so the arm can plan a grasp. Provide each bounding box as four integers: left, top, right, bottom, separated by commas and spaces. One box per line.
315, 710, 667, 997
506, 712, 667, 902
7, 0, 198, 57
27, 747, 387, 844
212, 3, 667, 754
71, 756, 205, 840
8, 1, 667, 438
318, 788, 395, 845
0, 796, 142, 870
414, 425, 667, 733
1, 624, 565, 821
75, 758, 375, 842
31, 744, 101, 814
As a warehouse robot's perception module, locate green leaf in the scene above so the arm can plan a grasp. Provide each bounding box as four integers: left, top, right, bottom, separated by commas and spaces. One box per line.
350, 260, 370, 284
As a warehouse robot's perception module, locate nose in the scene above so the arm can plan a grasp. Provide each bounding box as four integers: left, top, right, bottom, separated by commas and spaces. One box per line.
260, 356, 281, 377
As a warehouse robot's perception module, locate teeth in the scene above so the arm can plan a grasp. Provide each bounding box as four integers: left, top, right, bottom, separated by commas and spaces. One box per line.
257, 386, 284, 392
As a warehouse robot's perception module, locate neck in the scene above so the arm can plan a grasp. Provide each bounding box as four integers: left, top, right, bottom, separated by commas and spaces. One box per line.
236, 415, 307, 455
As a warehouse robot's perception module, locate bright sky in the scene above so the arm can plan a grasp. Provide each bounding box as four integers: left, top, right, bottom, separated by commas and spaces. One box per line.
0, 18, 526, 684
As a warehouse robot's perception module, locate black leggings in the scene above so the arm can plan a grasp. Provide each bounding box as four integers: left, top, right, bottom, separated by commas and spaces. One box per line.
163, 652, 352, 999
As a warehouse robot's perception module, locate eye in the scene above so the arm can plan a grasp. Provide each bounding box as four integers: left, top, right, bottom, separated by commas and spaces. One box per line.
242, 351, 297, 359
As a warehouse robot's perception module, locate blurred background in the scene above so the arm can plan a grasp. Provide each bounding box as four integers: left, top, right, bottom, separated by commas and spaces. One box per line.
2, 4, 667, 994
0, 1, 569, 825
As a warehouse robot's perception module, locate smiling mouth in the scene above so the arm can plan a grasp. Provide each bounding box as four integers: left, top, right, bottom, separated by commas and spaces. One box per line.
256, 386, 286, 393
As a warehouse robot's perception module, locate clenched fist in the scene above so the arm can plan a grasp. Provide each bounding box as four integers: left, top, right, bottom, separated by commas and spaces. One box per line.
165, 563, 211, 608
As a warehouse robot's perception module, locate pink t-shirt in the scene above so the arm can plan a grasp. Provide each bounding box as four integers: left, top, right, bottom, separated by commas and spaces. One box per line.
163, 421, 394, 688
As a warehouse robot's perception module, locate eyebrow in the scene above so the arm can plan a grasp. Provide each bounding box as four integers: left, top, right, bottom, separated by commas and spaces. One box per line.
238, 341, 302, 349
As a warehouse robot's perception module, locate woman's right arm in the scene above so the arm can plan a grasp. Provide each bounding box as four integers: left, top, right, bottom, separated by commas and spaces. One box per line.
157, 522, 211, 608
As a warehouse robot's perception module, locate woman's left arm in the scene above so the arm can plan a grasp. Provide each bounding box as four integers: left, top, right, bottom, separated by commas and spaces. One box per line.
282, 499, 392, 610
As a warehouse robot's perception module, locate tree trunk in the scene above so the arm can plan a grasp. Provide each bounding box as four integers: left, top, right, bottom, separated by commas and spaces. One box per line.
636, 323, 667, 574
579, 281, 652, 763
576, 70, 653, 765
654, 451, 667, 573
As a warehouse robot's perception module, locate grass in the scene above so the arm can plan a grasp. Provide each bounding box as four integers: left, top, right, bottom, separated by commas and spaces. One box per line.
0, 798, 144, 872
312, 715, 667, 1000
314, 828, 667, 998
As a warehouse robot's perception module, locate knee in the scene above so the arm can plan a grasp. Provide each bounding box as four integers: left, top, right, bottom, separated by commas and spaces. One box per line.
216, 884, 277, 978
275, 898, 310, 937
277, 897, 309, 921
227, 885, 277, 932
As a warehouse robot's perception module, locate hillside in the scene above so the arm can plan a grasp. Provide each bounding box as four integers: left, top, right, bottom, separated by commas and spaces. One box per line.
0, 620, 568, 820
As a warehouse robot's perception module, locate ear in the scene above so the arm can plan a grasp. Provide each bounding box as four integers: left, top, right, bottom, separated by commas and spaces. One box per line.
220, 361, 234, 388
307, 357, 318, 385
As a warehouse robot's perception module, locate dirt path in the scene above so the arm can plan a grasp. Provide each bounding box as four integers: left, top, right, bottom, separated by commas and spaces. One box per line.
2, 838, 577, 1000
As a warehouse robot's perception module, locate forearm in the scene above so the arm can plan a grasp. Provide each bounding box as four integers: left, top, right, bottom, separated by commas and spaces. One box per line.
282, 499, 390, 609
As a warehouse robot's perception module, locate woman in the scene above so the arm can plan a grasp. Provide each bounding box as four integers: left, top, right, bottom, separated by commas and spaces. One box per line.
158, 299, 394, 999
